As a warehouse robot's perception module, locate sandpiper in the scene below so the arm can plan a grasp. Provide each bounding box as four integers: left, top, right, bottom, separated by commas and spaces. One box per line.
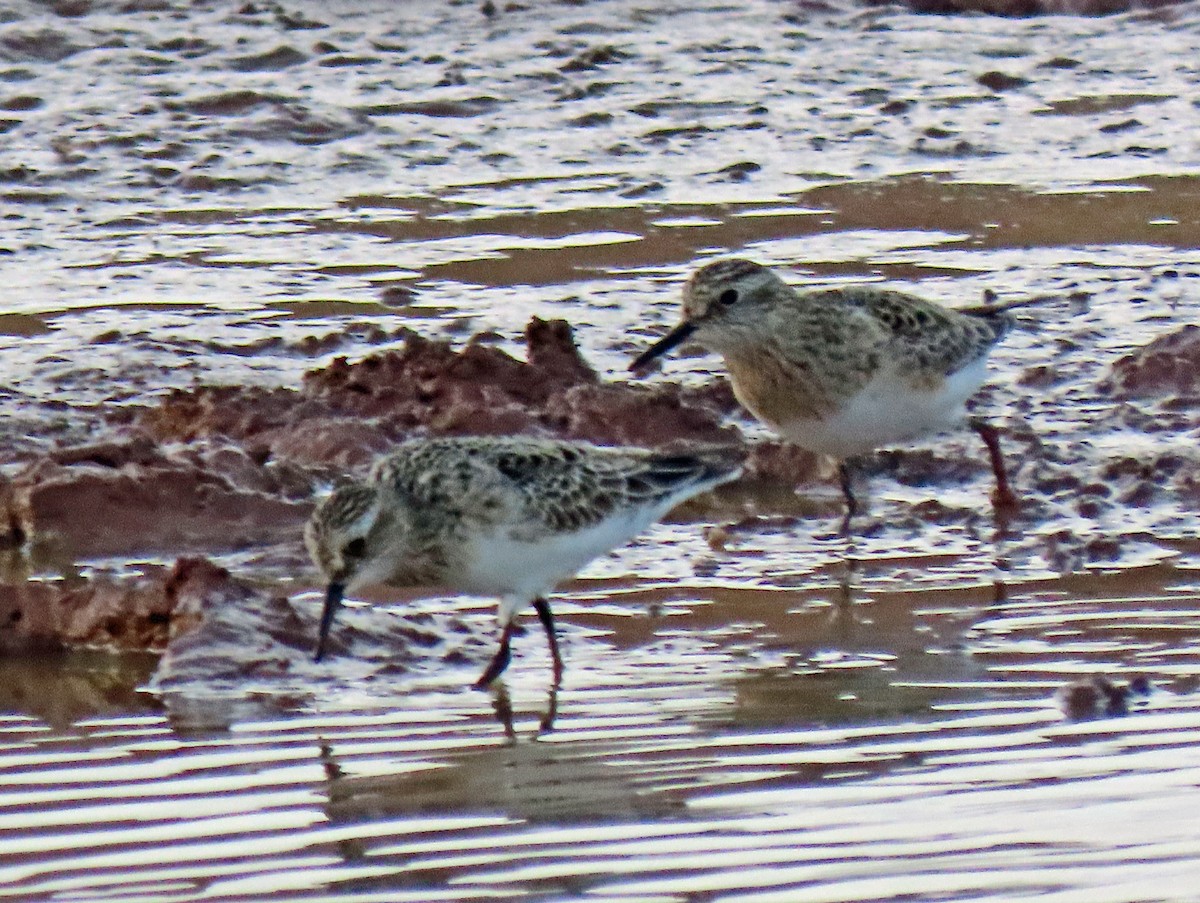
631, 258, 1026, 529
305, 435, 742, 687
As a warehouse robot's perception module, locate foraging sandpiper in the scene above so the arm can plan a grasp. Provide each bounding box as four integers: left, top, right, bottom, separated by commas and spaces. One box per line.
306, 435, 742, 687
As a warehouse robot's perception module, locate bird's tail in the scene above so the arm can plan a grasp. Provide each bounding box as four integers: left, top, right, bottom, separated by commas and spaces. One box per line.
647, 444, 745, 494
957, 288, 1053, 316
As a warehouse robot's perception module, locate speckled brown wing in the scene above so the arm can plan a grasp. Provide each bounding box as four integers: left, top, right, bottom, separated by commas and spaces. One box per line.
372, 436, 738, 537
478, 440, 739, 534
840, 286, 1011, 378
369, 436, 526, 530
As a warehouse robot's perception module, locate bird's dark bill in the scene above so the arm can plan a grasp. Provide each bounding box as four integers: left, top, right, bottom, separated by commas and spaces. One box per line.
314, 581, 345, 662
629, 320, 696, 372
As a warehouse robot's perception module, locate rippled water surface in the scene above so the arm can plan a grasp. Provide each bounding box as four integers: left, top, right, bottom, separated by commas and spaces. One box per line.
4, 0, 1200, 899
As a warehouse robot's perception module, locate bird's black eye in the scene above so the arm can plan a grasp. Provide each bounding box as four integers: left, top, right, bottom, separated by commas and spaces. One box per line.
719, 288, 739, 306
343, 537, 366, 559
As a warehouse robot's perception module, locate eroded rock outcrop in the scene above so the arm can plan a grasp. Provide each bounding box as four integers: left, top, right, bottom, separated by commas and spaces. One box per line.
152, 557, 490, 691
0, 560, 177, 654
0, 555, 491, 685
138, 317, 742, 468
3, 436, 312, 558
1100, 324, 1200, 399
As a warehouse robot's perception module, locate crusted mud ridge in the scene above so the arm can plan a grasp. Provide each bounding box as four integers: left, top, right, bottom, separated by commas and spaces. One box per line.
150, 557, 489, 693
0, 554, 487, 694
4, 315, 1200, 656
0, 316, 815, 656
2, 317, 770, 561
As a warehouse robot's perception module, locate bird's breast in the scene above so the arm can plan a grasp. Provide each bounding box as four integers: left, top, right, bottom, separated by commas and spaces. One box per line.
724, 349, 840, 431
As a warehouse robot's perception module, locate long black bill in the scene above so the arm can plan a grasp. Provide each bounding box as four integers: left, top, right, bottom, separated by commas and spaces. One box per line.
314, 581, 345, 663
629, 320, 696, 373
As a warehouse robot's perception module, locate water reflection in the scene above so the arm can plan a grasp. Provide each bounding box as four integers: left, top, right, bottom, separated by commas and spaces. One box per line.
488, 683, 559, 740
2, 564, 1199, 901
0, 652, 159, 730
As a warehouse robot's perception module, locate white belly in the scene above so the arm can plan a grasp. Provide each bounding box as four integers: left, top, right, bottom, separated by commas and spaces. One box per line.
779, 358, 989, 458
460, 504, 670, 623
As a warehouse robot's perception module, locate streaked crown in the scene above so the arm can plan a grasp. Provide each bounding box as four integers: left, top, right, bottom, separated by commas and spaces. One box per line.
305, 483, 391, 586
682, 258, 790, 321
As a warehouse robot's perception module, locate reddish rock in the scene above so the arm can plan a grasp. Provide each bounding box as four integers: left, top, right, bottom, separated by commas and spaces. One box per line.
1101, 325, 1200, 398
745, 441, 825, 486
262, 417, 396, 470
139, 385, 320, 444
0, 557, 302, 657
0, 565, 176, 653
139, 317, 750, 472
163, 557, 232, 642
5, 438, 311, 558
524, 316, 599, 385
546, 382, 738, 448
154, 557, 489, 688
302, 317, 598, 420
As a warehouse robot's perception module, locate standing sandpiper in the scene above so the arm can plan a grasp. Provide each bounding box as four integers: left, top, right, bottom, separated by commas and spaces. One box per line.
305, 435, 742, 687
630, 258, 1024, 530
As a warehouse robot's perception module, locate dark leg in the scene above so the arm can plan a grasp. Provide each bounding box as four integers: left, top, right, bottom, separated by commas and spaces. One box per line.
474, 621, 516, 689
970, 417, 1018, 509
533, 596, 564, 686
838, 460, 858, 536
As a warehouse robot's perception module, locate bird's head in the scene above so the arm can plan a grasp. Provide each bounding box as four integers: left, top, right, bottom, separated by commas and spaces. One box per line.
305, 482, 411, 662
630, 258, 788, 371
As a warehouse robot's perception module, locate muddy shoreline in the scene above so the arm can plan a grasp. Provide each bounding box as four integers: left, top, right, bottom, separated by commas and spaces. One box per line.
4, 1, 1200, 900
4, 308, 1200, 659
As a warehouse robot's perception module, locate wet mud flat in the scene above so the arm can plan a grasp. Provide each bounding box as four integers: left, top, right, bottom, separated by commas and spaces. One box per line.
3, 0, 1200, 900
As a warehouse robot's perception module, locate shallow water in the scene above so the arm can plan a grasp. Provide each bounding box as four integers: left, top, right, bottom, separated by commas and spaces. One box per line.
4, 0, 1200, 899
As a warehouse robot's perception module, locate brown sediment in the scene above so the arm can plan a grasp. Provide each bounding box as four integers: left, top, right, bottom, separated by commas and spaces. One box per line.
0, 555, 482, 673
300, 317, 602, 422
155, 556, 487, 688
744, 441, 825, 488
1, 317, 818, 589
3, 436, 311, 558
0, 562, 176, 654
297, 317, 742, 451
155, 556, 313, 682
1100, 324, 1200, 398
134, 316, 749, 466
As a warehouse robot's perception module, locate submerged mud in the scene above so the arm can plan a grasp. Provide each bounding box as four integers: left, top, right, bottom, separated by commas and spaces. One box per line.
2, 316, 771, 571
0, 552, 493, 695
152, 556, 491, 695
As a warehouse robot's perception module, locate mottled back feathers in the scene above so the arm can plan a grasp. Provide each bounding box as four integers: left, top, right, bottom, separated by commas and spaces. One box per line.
818, 285, 1012, 379
371, 435, 740, 537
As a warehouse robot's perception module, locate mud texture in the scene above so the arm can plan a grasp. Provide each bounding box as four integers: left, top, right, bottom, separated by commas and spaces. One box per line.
8, 296, 1200, 653
0, 557, 182, 654
0, 552, 488, 688
1, 317, 803, 652
153, 556, 489, 692
1100, 324, 1200, 398
4, 436, 312, 558
142, 317, 743, 454
1, 317, 784, 560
